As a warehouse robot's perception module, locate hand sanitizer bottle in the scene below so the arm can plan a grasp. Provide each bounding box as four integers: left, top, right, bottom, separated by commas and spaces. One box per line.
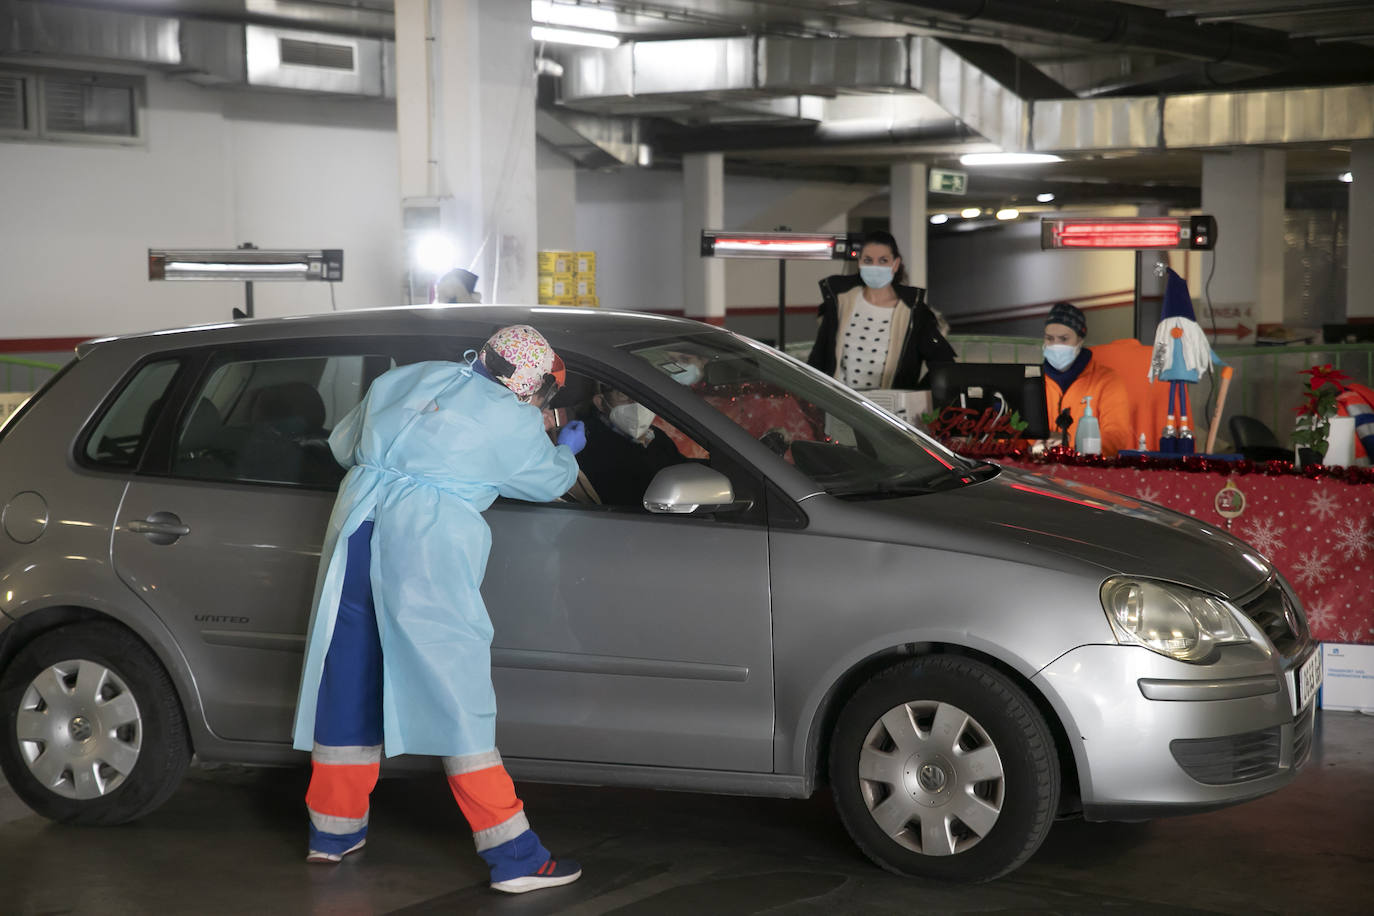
1076, 396, 1102, 455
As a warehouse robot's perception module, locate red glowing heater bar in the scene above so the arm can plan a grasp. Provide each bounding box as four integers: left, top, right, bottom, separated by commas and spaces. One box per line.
700, 230, 859, 261
1040, 216, 1217, 251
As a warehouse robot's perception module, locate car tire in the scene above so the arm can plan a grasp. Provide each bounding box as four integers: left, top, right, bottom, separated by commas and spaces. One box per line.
0, 621, 191, 825
829, 655, 1059, 882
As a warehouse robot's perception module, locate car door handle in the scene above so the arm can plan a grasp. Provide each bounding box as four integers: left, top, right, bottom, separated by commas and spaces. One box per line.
127, 512, 191, 544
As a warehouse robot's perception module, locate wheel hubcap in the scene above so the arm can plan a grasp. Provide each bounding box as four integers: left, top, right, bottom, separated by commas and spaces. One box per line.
858, 700, 1005, 857
68, 716, 93, 742
15, 659, 143, 800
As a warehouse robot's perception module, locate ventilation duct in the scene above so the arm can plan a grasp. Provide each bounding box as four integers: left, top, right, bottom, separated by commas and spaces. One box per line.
173, 21, 390, 97
535, 107, 648, 168
243, 25, 386, 97
0, 0, 181, 67
561, 33, 1374, 155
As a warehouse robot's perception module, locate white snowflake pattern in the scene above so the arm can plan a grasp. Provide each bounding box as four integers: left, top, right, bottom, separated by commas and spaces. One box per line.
1332, 516, 1373, 561
1306, 489, 1339, 522
1304, 599, 1335, 635
1136, 484, 1162, 504
1237, 518, 1286, 559
1292, 548, 1331, 588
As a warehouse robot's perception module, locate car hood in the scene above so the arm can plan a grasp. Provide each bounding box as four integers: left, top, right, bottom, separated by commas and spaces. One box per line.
840, 467, 1270, 600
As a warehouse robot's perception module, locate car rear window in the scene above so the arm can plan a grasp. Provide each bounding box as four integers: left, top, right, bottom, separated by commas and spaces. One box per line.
170, 353, 394, 489
82, 359, 180, 469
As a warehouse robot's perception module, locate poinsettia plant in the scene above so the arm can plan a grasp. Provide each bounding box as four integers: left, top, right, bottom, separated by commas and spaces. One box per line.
1291, 363, 1351, 455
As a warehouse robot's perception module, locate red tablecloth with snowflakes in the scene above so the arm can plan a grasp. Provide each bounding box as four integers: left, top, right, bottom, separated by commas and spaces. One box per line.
1003, 461, 1374, 645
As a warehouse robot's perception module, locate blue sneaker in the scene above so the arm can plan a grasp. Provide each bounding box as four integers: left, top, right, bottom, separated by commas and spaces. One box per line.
490, 857, 582, 894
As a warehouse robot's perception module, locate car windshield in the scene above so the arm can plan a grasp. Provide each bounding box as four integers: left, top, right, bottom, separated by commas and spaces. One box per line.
625, 332, 993, 498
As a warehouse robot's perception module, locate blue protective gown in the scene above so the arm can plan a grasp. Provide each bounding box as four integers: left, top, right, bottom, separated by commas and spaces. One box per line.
291, 360, 580, 758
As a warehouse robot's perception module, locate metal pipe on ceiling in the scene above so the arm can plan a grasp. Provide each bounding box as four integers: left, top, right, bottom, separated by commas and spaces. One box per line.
1169, 2, 1374, 25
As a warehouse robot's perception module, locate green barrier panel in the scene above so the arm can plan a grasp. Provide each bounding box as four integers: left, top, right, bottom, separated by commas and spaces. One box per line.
1, 356, 63, 394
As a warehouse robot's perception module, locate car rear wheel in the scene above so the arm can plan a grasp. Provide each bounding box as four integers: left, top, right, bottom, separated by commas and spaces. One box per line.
0, 621, 191, 825
829, 655, 1059, 882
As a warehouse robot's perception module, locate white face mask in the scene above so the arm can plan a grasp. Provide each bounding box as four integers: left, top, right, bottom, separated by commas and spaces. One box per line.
666, 362, 702, 386
1043, 344, 1082, 372
608, 402, 656, 440
859, 264, 894, 289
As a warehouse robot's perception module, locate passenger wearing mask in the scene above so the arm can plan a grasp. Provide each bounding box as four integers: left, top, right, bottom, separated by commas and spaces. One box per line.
292, 325, 586, 894
577, 384, 687, 506
1042, 302, 1132, 457
807, 230, 956, 391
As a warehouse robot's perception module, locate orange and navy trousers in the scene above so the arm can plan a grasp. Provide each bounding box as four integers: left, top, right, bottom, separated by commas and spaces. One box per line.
304, 520, 550, 882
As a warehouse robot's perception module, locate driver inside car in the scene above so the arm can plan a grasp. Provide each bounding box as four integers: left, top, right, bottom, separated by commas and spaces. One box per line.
576, 383, 688, 507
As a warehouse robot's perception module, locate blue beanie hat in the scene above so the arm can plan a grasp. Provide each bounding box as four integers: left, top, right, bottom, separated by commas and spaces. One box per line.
1160, 268, 1197, 322
1046, 301, 1087, 339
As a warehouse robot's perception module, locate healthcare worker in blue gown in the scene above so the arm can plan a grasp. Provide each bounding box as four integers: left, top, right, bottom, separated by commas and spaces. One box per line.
291, 324, 587, 895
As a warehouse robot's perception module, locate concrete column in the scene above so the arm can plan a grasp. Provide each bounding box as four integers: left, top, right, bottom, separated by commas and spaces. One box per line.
394, 0, 537, 305
683, 152, 726, 325
889, 162, 928, 288
1200, 149, 1286, 340
1348, 142, 1374, 319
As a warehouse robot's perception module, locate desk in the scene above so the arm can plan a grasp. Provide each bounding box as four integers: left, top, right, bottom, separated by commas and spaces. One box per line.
1002, 460, 1373, 645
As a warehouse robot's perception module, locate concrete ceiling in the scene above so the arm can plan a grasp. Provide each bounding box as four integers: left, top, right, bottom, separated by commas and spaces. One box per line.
20, 1, 1371, 210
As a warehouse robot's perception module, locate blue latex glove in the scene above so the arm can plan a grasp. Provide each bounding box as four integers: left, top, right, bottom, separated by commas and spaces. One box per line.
557, 420, 586, 455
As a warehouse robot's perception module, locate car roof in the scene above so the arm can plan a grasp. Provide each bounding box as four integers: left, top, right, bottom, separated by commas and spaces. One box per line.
76, 305, 719, 359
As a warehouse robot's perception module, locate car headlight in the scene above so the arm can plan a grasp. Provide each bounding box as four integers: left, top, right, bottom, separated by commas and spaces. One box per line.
1100, 577, 1250, 663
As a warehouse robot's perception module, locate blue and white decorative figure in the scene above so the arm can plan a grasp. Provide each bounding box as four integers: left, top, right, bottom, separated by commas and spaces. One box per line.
1148, 268, 1226, 454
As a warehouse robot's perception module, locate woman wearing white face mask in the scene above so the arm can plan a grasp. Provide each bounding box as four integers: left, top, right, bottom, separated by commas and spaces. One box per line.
807, 230, 956, 392
1041, 301, 1132, 456
576, 383, 689, 507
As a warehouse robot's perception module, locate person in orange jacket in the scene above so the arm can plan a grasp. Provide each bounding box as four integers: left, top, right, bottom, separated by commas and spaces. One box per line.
1041, 302, 1133, 456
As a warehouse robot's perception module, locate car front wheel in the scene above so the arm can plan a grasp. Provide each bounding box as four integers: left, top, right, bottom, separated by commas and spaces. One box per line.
0, 621, 191, 825
829, 655, 1059, 882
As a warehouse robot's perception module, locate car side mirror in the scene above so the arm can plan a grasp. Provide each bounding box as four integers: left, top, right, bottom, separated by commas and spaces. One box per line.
643, 464, 737, 515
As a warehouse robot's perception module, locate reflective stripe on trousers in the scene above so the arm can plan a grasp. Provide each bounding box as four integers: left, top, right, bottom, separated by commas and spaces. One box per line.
306, 520, 550, 880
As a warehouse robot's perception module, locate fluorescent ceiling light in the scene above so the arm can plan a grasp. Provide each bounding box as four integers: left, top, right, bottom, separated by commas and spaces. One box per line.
1340, 171, 1354, 182
961, 207, 981, 219
531, 0, 617, 31
996, 208, 1020, 220
1036, 192, 1056, 203
531, 25, 620, 48
960, 152, 1064, 166
929, 213, 949, 225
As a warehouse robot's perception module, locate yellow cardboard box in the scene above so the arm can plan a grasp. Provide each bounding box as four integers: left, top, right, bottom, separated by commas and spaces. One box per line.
574, 277, 596, 297
575, 295, 599, 308
575, 251, 596, 274
538, 250, 574, 275
539, 274, 575, 298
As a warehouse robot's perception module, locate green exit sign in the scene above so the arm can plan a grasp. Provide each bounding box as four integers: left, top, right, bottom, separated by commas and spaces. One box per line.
929, 168, 968, 195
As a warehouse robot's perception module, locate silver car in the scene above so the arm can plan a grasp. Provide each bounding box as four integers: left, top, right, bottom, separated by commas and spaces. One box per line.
0, 306, 1320, 882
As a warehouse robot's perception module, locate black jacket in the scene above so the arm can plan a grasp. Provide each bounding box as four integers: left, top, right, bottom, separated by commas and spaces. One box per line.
577, 413, 687, 508
806, 274, 956, 389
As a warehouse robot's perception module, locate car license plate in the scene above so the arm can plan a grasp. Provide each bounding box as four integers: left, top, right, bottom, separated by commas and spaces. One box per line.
1290, 651, 1324, 714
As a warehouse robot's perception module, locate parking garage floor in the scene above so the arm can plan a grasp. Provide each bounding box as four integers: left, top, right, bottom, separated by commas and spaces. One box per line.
2, 710, 1371, 915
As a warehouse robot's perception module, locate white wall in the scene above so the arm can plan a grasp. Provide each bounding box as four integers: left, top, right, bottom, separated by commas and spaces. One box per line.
574, 168, 877, 342
928, 211, 1139, 342
536, 141, 577, 252
0, 74, 401, 340
574, 168, 683, 312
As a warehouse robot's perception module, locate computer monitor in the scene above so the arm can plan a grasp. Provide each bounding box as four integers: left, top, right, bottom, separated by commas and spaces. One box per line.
926, 362, 1050, 440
